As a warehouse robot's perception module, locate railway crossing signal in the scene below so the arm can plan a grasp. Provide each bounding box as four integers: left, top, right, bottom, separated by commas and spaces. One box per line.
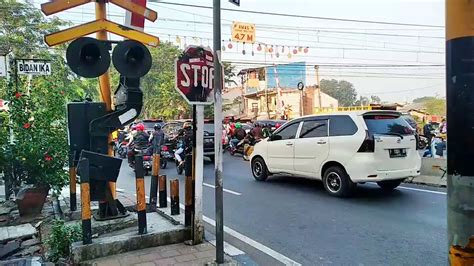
41, 0, 158, 230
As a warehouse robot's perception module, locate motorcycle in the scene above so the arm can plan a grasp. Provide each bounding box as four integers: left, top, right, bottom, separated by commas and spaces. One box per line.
130, 145, 170, 175
116, 140, 128, 159
418, 135, 429, 150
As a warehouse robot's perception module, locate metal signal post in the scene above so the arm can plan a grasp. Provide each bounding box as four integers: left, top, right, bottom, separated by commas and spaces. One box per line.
446, 0, 474, 264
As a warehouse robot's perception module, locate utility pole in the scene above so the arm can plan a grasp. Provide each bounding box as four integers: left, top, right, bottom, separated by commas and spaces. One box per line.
446, 0, 474, 264
315, 65, 322, 110
213, 0, 225, 263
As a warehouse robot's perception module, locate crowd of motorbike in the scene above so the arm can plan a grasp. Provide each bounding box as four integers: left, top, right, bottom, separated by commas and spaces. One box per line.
112, 120, 284, 175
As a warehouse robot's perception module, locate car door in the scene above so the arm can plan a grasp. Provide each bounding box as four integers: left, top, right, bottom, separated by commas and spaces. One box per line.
266, 121, 302, 172
293, 119, 329, 178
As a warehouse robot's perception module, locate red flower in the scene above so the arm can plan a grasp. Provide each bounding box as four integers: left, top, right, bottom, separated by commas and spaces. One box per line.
44, 154, 53, 161
23, 123, 31, 129
15, 92, 22, 99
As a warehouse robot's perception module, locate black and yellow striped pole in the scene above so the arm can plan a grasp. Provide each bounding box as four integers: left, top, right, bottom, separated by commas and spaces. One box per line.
446, 0, 474, 264
135, 155, 147, 234
69, 167, 77, 211
159, 175, 167, 208
78, 158, 92, 245
170, 179, 180, 215
149, 154, 160, 211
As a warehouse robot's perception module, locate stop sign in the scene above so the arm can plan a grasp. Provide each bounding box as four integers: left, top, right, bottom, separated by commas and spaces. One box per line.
175, 45, 215, 105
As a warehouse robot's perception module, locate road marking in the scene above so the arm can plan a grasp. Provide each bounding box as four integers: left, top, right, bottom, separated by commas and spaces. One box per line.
209, 240, 245, 256
203, 216, 301, 266
367, 183, 446, 195
171, 200, 300, 265
203, 182, 242, 196
397, 186, 447, 195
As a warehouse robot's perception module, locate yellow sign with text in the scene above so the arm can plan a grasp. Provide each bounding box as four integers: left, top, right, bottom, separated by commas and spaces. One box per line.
232, 22, 256, 44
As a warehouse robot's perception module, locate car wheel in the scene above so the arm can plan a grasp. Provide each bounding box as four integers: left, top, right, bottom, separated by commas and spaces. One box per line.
252, 157, 268, 181
377, 179, 404, 191
323, 166, 356, 197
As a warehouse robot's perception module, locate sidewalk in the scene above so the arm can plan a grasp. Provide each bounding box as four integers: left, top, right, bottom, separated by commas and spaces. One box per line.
83, 241, 238, 266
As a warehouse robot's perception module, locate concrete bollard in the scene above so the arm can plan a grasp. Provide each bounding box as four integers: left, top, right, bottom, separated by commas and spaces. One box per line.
170, 179, 180, 215
159, 175, 167, 208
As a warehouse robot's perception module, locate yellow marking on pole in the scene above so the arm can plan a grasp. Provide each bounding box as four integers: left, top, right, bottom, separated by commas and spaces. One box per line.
109, 0, 158, 22
44, 19, 160, 47
136, 178, 146, 211
449, 237, 474, 266
152, 154, 160, 176
81, 183, 91, 220
69, 167, 76, 193
41, 0, 91, 16
447, 0, 474, 41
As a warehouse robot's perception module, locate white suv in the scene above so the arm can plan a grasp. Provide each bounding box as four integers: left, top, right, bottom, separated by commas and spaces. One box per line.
250, 111, 421, 197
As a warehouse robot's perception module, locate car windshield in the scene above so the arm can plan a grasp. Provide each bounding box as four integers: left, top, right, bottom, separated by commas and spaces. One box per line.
364, 114, 415, 136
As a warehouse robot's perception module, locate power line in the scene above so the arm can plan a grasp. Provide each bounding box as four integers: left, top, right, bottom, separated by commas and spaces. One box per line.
153, 1, 444, 28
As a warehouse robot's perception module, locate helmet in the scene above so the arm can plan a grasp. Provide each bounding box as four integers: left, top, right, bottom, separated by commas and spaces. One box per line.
131, 124, 137, 130
183, 122, 192, 129
154, 123, 161, 130
235, 122, 242, 129
136, 123, 145, 131
275, 123, 281, 129
230, 123, 235, 129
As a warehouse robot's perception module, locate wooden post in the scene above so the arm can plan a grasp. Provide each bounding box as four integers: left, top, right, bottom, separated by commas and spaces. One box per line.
69, 166, 77, 211
159, 175, 167, 208
149, 154, 160, 211
170, 179, 180, 215
135, 155, 147, 234
79, 158, 92, 244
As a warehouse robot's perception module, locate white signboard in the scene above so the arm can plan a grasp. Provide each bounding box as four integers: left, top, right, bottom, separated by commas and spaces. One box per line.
0, 56, 6, 77
17, 60, 51, 76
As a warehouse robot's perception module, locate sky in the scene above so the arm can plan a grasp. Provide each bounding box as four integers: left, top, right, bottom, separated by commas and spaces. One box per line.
32, 0, 446, 103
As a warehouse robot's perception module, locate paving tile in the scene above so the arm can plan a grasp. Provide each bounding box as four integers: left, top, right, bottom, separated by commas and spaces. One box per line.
134, 262, 156, 266
119, 255, 142, 265
176, 246, 199, 255
91, 258, 121, 266
139, 252, 162, 262
174, 254, 196, 263
159, 250, 181, 258
153, 258, 176, 266
193, 250, 215, 259
195, 243, 214, 252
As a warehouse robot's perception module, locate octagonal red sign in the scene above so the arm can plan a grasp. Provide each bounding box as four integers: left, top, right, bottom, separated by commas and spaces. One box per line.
175, 45, 215, 105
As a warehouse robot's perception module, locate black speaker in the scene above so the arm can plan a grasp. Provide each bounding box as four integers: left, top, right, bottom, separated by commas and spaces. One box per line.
66, 37, 111, 78
112, 40, 152, 78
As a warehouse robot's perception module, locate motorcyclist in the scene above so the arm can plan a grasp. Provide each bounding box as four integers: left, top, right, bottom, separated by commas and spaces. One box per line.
149, 123, 165, 155
251, 122, 264, 140
174, 122, 193, 166
127, 123, 150, 166
230, 122, 246, 151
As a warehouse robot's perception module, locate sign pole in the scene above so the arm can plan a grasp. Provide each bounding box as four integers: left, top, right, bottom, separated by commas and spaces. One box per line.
213, 0, 225, 263
194, 105, 205, 244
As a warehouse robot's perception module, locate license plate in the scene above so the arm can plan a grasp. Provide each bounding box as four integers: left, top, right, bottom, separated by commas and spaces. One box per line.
389, 149, 406, 158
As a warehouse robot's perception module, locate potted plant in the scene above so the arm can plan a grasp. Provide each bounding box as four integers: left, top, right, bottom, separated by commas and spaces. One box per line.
2, 79, 69, 216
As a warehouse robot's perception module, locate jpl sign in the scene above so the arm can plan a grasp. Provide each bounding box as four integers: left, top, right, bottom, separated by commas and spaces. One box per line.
175, 46, 215, 105
17, 60, 51, 76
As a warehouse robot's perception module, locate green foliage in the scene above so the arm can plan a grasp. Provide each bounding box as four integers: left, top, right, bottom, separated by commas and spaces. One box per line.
412, 96, 446, 115
46, 220, 82, 263
223, 62, 237, 86
320, 79, 357, 107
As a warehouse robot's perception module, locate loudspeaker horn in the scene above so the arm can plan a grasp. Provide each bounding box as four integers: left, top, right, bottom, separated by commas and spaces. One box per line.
112, 40, 152, 78
66, 37, 111, 78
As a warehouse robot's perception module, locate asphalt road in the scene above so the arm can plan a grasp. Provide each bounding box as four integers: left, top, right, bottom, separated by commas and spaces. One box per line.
117, 154, 447, 266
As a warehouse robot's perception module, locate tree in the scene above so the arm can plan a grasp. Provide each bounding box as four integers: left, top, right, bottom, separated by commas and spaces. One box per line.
370, 95, 381, 104
223, 62, 237, 87
412, 96, 446, 115
320, 79, 357, 107
354, 96, 369, 106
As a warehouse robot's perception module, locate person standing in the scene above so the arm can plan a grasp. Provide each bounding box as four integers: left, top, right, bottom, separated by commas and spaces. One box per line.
149, 123, 165, 155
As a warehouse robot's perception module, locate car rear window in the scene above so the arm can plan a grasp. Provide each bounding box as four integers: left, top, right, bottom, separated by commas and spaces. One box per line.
204, 123, 215, 134
364, 114, 415, 136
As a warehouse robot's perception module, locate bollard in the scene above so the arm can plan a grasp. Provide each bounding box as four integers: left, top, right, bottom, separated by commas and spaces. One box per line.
78, 158, 92, 245
185, 175, 193, 226
135, 155, 147, 234
159, 175, 167, 208
170, 179, 180, 215
148, 154, 160, 211
69, 166, 77, 211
